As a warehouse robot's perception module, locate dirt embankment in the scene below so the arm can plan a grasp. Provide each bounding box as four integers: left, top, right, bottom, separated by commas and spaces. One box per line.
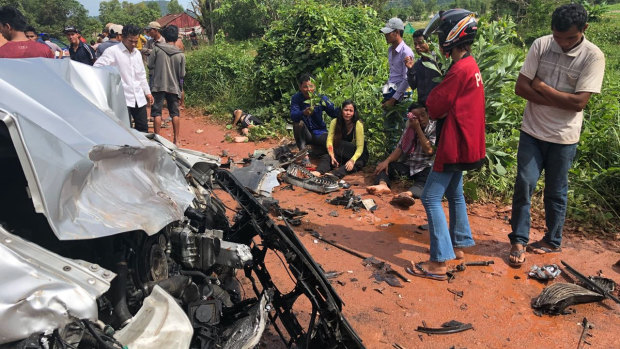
159, 108, 620, 348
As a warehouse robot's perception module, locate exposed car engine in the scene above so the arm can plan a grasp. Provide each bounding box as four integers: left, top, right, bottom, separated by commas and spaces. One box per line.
0, 59, 364, 349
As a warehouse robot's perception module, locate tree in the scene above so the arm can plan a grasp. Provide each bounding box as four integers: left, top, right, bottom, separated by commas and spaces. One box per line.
410, 0, 426, 20
7, 0, 98, 39
99, 0, 160, 29
99, 0, 129, 26
190, 0, 219, 43
426, 0, 437, 14
168, 0, 185, 14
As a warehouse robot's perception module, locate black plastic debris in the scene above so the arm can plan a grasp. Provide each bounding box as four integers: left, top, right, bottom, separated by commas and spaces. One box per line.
585, 276, 616, 294
415, 320, 473, 335
562, 261, 620, 304
531, 283, 605, 315
362, 256, 405, 288
327, 189, 368, 212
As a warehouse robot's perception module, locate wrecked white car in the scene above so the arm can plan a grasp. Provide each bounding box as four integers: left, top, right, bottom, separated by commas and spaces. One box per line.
0, 59, 364, 348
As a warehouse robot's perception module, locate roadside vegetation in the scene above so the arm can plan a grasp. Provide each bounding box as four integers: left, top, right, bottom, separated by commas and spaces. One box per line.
184, 0, 619, 233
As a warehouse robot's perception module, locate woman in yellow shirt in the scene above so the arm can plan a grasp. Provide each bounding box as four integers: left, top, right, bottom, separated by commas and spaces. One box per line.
317, 100, 369, 178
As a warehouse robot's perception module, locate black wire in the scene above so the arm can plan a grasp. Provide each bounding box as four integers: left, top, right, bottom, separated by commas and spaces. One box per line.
82, 320, 121, 349
273, 249, 296, 284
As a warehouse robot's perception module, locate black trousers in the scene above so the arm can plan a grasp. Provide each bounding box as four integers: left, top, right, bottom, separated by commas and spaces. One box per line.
293, 122, 327, 156
127, 103, 148, 132
374, 162, 431, 198
317, 141, 369, 178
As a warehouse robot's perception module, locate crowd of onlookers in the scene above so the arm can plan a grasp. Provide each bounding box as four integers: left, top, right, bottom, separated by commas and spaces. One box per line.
232, 4, 605, 280
0, 4, 606, 280
0, 6, 187, 145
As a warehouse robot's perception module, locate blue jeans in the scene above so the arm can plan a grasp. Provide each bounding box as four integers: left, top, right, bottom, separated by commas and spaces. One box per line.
421, 170, 475, 262
509, 131, 577, 248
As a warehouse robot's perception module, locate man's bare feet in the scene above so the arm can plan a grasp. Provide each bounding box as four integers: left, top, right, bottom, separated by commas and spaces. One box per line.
406, 260, 448, 280
366, 183, 391, 195
454, 248, 465, 260
423, 261, 447, 274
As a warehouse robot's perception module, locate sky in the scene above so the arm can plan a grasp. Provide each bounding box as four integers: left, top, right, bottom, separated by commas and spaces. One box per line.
77, 0, 194, 16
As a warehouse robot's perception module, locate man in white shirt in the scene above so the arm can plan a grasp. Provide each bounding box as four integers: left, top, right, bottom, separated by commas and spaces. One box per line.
95, 24, 153, 132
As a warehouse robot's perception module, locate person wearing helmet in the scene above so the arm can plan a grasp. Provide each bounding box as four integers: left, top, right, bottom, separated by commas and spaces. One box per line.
508, 4, 605, 267
408, 9, 486, 280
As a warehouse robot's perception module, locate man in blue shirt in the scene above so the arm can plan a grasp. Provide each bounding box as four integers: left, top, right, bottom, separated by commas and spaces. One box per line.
290, 73, 338, 167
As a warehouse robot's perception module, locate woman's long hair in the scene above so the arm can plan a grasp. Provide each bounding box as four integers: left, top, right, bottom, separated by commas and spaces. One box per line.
333, 100, 359, 146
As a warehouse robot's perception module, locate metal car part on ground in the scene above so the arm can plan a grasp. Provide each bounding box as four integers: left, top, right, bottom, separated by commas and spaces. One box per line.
0, 59, 364, 348
282, 164, 339, 194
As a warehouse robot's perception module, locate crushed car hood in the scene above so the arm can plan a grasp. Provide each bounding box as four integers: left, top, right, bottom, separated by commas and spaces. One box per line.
0, 58, 199, 240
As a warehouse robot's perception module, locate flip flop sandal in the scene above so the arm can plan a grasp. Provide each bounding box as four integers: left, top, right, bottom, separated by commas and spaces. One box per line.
527, 241, 562, 254
405, 262, 448, 281
390, 194, 415, 208
508, 247, 526, 268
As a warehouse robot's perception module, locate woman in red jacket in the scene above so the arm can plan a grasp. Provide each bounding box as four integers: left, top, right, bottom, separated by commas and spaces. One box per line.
408, 9, 486, 280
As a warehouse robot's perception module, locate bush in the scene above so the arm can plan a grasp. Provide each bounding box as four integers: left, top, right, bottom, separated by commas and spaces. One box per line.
253, 1, 385, 105
184, 33, 256, 116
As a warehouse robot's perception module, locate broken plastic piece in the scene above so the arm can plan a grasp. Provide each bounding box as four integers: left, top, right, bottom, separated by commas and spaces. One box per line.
561, 260, 620, 304
531, 283, 605, 315
528, 264, 561, 280
415, 320, 473, 335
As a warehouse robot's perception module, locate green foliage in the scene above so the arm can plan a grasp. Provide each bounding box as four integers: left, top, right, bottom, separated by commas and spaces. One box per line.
410, 0, 426, 20
6, 0, 98, 39
98, 0, 160, 29
214, 0, 267, 40
184, 36, 256, 114
167, 0, 185, 14
253, 1, 385, 104
576, 0, 609, 21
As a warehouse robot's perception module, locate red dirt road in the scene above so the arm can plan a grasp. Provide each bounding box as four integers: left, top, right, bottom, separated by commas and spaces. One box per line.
160, 109, 620, 348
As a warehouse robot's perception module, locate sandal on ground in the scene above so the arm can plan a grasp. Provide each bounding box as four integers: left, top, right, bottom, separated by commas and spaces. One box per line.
405, 262, 448, 281
508, 245, 526, 268
390, 193, 415, 208
526, 240, 562, 254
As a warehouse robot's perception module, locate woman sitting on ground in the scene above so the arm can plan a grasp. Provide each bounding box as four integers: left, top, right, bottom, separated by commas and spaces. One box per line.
316, 100, 368, 179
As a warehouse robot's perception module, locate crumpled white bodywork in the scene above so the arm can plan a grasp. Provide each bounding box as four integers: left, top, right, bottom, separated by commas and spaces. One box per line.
0, 58, 201, 240
114, 285, 194, 348
0, 226, 114, 344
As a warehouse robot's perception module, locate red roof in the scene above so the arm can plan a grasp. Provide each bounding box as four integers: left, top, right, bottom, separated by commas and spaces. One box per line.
156, 13, 200, 29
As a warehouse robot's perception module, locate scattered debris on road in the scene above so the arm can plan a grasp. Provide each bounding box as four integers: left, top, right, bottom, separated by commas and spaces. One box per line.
415, 320, 473, 335
528, 264, 561, 280
577, 317, 594, 349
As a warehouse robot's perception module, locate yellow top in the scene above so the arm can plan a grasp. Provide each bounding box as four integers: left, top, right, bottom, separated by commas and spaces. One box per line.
136, 34, 147, 50
326, 119, 365, 162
